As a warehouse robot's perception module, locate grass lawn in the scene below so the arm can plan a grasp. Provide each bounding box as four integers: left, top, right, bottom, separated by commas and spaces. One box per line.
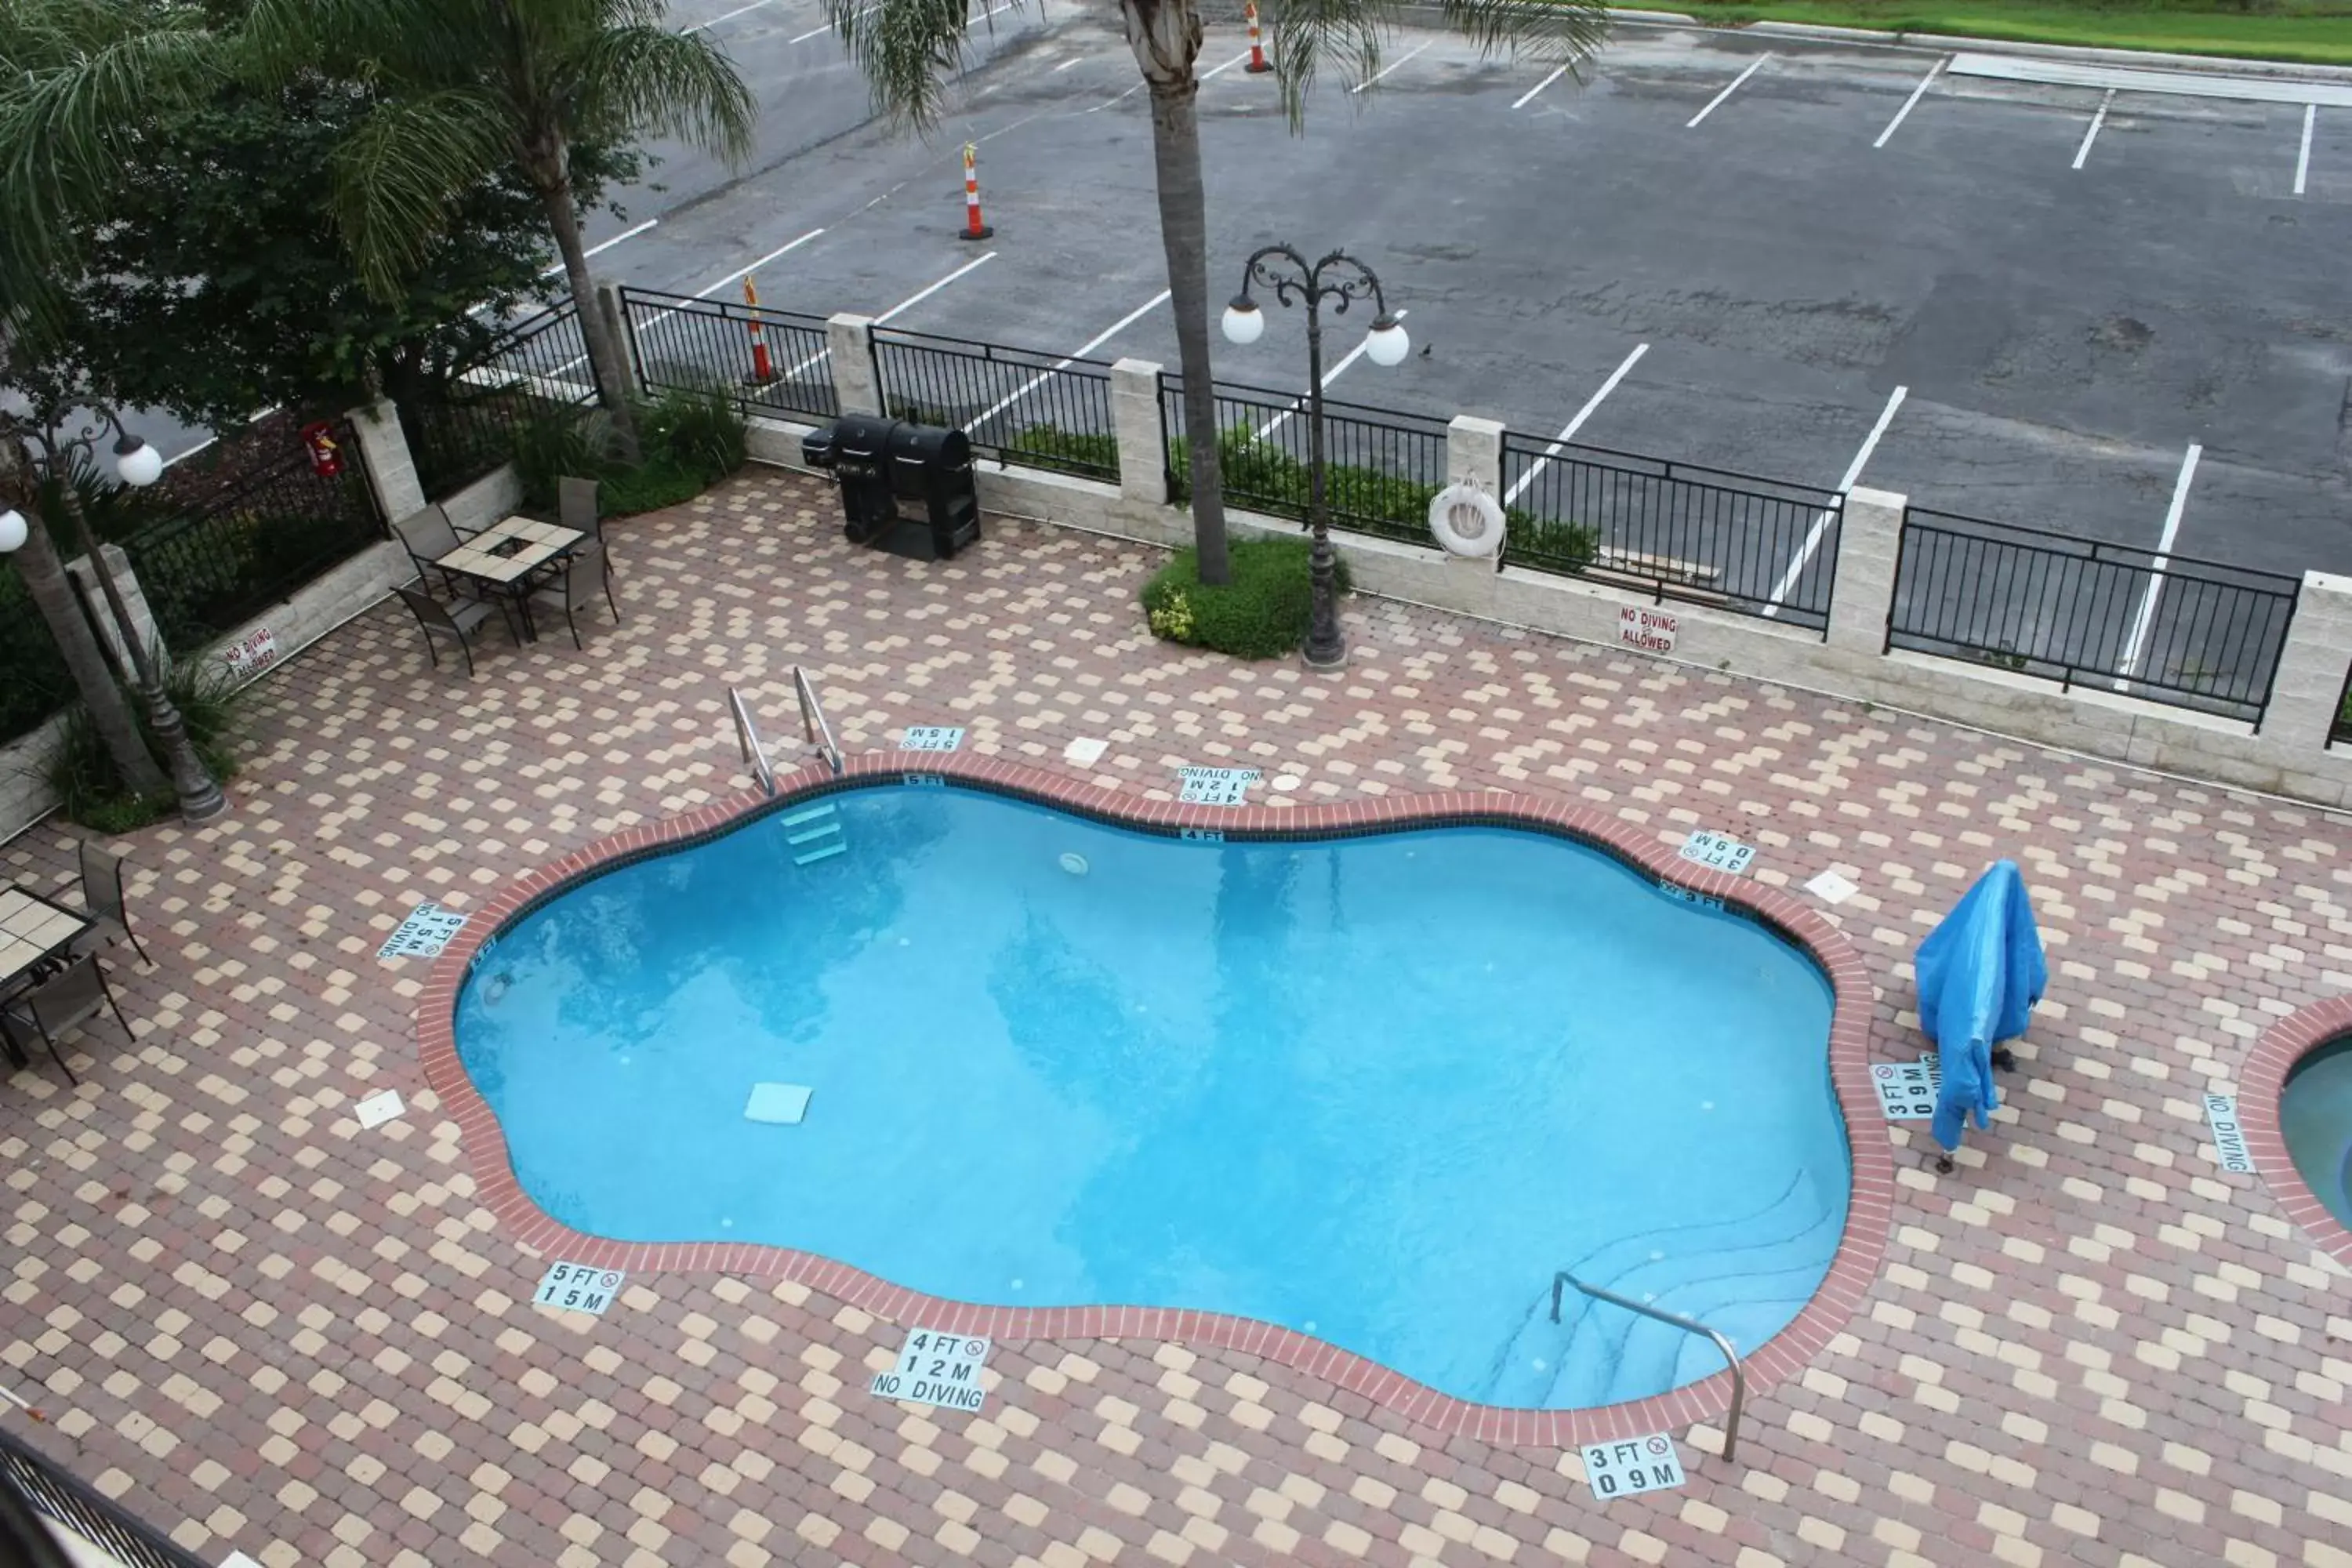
1650, 2, 2352, 66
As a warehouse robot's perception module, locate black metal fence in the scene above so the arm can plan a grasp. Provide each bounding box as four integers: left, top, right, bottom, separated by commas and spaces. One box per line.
1889, 507, 2300, 724
0, 566, 72, 746
2333, 662, 2352, 747
1159, 375, 1450, 546
0, 1425, 210, 1568
620, 287, 838, 424
1500, 432, 1843, 628
408, 302, 601, 494
874, 328, 1120, 482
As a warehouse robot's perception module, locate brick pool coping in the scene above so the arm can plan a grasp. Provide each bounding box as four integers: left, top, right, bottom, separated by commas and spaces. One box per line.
416, 750, 1895, 1450
2234, 999, 2352, 1269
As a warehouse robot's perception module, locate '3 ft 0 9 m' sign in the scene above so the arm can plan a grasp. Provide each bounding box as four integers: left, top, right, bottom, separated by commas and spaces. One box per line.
872, 1329, 992, 1412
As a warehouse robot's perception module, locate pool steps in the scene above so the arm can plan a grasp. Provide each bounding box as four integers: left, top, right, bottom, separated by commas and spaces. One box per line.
1483, 1174, 1838, 1410
782, 801, 848, 866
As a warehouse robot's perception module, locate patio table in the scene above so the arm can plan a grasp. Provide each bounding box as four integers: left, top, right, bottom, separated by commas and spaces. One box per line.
0, 885, 92, 1068
433, 515, 586, 641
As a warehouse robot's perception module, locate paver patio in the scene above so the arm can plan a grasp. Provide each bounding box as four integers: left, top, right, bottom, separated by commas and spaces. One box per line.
4, 467, 2350, 1568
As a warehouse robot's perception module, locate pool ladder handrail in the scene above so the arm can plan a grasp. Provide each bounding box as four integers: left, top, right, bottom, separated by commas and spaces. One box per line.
793, 666, 844, 775
728, 687, 776, 797
1551, 1271, 1745, 1465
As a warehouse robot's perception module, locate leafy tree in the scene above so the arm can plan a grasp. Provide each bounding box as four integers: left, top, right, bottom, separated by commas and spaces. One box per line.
62, 71, 640, 432
825, 0, 1610, 586
244, 0, 757, 459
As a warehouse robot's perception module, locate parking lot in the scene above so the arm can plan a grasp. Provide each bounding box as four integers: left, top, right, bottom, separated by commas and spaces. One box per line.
607, 5, 2352, 590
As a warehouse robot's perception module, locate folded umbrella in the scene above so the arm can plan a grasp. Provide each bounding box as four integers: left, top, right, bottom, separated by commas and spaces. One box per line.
1915, 859, 2047, 1155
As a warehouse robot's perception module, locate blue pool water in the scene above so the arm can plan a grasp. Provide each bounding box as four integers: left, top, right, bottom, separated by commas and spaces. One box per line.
456, 784, 1851, 1408
2283, 1040, 2352, 1232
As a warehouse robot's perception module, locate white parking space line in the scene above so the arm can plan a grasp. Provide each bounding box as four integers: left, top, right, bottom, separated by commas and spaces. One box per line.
1352, 42, 1429, 95
782, 252, 997, 380
683, 0, 791, 33
1501, 343, 1650, 505
696, 227, 828, 299
972, 291, 1170, 430
789, 5, 869, 44
544, 218, 659, 276
1252, 309, 1412, 441
2116, 443, 2202, 682
2296, 104, 2316, 196
2073, 88, 2115, 170
1054, 56, 1083, 71
1874, 57, 1945, 149
1512, 64, 1570, 112
1762, 385, 1907, 619
1199, 49, 1254, 82
1687, 53, 1771, 129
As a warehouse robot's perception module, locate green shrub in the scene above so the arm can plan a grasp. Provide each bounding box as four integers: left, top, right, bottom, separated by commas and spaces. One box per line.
1007, 423, 1120, 477
1139, 536, 1351, 660
508, 387, 748, 515
45, 658, 247, 833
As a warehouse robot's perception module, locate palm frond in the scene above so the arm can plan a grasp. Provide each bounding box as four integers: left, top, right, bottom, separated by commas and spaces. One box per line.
830, 0, 999, 136
329, 88, 514, 299
563, 25, 757, 162
1264, 0, 1384, 128
1442, 0, 1612, 67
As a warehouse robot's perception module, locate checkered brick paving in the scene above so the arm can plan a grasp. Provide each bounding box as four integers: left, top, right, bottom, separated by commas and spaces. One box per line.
5, 468, 2350, 1568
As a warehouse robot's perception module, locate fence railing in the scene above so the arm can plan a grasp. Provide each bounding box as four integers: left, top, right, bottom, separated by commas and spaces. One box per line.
873, 328, 1118, 482
1889, 506, 2300, 725
2333, 662, 2352, 747
408, 302, 600, 495
1501, 432, 1843, 628
0, 1425, 210, 1568
0, 568, 72, 746
125, 420, 385, 650
620, 287, 838, 425
1160, 375, 1450, 546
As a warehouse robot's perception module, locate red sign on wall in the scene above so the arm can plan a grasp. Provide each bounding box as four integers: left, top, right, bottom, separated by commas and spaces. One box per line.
299, 421, 343, 478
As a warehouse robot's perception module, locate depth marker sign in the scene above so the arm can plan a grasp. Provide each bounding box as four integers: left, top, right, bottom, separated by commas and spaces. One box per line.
2203, 1094, 2255, 1174
1582, 1433, 1686, 1497
872, 1329, 991, 1412
532, 1262, 623, 1316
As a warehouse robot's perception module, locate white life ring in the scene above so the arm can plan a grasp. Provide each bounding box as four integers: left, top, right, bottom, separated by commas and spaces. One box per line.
1429, 478, 1506, 558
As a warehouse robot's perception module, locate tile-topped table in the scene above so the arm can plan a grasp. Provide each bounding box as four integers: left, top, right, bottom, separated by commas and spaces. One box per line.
0, 886, 91, 1065
434, 516, 586, 641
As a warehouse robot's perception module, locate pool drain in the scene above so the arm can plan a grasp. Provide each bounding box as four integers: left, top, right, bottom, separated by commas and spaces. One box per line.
1059, 852, 1089, 877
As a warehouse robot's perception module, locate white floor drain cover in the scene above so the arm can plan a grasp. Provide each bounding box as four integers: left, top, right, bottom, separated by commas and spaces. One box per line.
745, 1083, 813, 1124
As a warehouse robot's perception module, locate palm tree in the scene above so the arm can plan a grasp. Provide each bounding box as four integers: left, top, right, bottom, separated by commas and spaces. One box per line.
826, 1, 1607, 585
0, 0, 220, 797
244, 0, 757, 459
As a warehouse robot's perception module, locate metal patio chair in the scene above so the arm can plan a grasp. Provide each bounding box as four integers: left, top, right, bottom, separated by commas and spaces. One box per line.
394, 583, 505, 677
557, 475, 603, 543
390, 503, 467, 586
2, 954, 133, 1087
74, 842, 153, 967
526, 550, 622, 651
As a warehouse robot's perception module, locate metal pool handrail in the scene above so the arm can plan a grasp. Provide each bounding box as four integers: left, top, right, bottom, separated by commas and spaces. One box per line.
728, 686, 775, 796
1552, 1271, 1746, 1464
793, 666, 843, 775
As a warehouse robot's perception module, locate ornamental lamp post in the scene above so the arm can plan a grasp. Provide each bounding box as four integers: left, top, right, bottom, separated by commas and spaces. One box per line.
1221, 245, 1409, 670
0, 409, 227, 823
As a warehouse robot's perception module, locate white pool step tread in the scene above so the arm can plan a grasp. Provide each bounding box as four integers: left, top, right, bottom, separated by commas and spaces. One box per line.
780, 801, 838, 827
787, 821, 843, 847
793, 842, 849, 867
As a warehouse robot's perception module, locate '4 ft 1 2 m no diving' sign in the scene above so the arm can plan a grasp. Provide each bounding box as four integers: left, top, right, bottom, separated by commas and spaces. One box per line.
872, 1329, 991, 1413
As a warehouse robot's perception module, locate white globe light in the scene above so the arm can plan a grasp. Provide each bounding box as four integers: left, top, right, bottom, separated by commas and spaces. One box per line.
1364, 316, 1410, 368
114, 437, 165, 488
1221, 298, 1265, 346
0, 508, 26, 554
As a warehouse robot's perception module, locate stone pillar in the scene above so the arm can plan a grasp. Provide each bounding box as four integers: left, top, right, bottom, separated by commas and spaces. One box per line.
1825, 486, 1905, 654
2261, 570, 2352, 749
1446, 414, 1504, 495
595, 281, 640, 400
65, 543, 165, 677
1111, 358, 1168, 503
826, 314, 882, 416
346, 397, 428, 521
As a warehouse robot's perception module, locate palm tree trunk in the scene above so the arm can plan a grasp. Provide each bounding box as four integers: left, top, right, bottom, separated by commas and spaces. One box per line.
1128, 0, 1229, 586
533, 141, 642, 464
11, 511, 167, 797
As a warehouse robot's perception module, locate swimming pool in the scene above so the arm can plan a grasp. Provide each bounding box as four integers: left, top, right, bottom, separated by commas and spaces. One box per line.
452, 780, 1855, 1411
2282, 1039, 2352, 1232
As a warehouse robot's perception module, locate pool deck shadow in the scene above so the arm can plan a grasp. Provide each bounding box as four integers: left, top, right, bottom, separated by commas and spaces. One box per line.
416, 753, 1895, 1453
3, 466, 2350, 1568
